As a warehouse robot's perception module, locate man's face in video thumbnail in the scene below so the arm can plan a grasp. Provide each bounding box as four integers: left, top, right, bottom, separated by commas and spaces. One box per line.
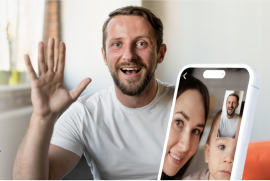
226, 96, 239, 116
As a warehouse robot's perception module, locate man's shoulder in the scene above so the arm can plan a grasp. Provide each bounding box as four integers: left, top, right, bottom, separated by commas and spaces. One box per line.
233, 113, 240, 120
227, 113, 240, 120
150, 79, 174, 109
77, 86, 114, 105
156, 79, 175, 95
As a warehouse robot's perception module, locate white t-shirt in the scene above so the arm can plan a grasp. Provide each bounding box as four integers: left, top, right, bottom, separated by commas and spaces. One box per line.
50, 79, 174, 179
218, 111, 240, 138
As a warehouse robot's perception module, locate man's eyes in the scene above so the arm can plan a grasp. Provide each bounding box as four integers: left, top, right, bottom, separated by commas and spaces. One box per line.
218, 145, 226, 150
111, 41, 147, 48
136, 41, 147, 47
113, 42, 121, 47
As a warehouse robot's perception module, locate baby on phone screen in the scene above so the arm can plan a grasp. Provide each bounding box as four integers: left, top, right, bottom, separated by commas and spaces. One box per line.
184, 110, 241, 180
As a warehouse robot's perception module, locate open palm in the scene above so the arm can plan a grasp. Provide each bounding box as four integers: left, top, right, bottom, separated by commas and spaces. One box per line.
25, 38, 91, 118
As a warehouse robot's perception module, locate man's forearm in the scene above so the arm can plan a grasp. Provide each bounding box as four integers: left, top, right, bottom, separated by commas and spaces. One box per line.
13, 113, 57, 179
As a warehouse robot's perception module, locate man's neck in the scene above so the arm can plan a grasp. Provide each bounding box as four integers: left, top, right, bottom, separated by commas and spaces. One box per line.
227, 113, 236, 119
114, 77, 158, 108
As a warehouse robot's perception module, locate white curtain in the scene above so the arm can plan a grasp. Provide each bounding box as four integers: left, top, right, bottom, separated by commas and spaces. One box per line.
0, 0, 45, 71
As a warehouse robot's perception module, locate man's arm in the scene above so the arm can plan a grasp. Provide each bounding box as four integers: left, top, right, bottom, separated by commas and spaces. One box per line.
48, 145, 81, 179
13, 38, 91, 179
13, 114, 81, 180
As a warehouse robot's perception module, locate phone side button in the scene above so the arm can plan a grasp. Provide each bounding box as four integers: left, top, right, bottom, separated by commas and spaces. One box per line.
243, 123, 249, 145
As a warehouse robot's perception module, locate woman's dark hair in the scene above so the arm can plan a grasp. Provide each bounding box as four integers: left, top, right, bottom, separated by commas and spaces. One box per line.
161, 75, 210, 180
176, 75, 210, 122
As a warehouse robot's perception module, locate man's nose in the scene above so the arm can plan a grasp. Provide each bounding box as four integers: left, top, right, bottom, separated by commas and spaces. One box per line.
122, 45, 137, 62
177, 132, 191, 152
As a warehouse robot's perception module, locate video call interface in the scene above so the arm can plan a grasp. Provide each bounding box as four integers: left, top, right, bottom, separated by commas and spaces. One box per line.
161, 68, 249, 180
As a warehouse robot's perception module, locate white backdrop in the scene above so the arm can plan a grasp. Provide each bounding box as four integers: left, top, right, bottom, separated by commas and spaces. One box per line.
61, 0, 270, 141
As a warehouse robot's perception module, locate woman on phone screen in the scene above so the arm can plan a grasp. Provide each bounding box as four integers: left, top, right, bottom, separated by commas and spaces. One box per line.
161, 75, 210, 179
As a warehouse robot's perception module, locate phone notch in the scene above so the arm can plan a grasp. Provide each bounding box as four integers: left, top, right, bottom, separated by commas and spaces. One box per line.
203, 70, 226, 79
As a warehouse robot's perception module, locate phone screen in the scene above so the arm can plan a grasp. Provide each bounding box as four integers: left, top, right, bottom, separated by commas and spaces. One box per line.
161, 68, 249, 180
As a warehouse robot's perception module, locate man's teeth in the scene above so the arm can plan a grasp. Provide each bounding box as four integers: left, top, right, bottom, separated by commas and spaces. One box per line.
121, 68, 140, 70
170, 153, 181, 160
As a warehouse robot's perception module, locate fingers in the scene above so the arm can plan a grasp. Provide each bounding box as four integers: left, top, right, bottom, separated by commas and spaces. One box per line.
56, 42, 66, 74
69, 78, 92, 101
47, 37, 55, 71
24, 55, 37, 81
39, 38, 64, 74
38, 42, 46, 76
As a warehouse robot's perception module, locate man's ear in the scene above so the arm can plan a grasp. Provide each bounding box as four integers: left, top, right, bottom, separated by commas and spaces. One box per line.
101, 47, 107, 66
204, 143, 210, 163
157, 44, 167, 63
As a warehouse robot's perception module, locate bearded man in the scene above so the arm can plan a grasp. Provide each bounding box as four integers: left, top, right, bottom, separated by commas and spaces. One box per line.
218, 93, 240, 138
13, 6, 174, 180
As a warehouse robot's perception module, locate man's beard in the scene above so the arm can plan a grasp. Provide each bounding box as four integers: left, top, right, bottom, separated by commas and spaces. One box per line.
109, 61, 156, 96
227, 107, 235, 117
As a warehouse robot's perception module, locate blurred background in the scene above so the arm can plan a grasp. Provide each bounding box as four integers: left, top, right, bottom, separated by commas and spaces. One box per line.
0, 0, 269, 179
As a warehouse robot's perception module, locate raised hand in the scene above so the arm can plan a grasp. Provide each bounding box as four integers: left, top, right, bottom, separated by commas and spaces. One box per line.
25, 38, 91, 119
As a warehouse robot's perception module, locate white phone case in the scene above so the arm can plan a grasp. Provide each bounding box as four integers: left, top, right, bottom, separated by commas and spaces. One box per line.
158, 64, 260, 180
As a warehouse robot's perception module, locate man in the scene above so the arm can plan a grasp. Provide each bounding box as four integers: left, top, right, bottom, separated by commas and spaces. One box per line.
13, 6, 174, 180
218, 93, 240, 138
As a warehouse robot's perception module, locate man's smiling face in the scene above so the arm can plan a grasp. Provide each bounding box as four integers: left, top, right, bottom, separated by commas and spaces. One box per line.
226, 96, 239, 117
102, 15, 164, 96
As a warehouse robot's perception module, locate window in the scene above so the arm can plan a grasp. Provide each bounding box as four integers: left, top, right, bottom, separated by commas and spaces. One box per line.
0, 0, 45, 73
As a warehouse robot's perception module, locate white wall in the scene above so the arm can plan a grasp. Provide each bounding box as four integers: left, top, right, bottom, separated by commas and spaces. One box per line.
143, 1, 270, 141
61, 0, 141, 96
61, 0, 270, 141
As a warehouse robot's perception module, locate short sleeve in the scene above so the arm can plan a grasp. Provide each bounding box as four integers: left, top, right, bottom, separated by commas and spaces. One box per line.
50, 101, 86, 157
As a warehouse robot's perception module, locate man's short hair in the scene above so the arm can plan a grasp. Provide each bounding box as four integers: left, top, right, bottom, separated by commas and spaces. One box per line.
227, 93, 239, 103
102, 6, 163, 54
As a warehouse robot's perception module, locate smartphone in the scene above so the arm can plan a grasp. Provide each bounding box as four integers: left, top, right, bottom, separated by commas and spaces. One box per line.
159, 64, 260, 180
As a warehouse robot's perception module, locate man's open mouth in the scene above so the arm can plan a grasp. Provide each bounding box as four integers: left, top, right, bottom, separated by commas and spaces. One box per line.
121, 67, 142, 75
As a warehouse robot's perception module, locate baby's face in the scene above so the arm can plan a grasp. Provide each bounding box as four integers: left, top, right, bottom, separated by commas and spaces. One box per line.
204, 119, 238, 180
